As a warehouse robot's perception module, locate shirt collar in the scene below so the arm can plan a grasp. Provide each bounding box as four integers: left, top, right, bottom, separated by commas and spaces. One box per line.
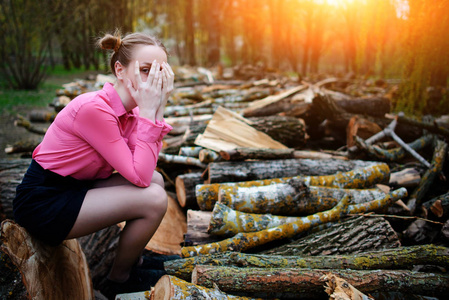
103, 82, 134, 118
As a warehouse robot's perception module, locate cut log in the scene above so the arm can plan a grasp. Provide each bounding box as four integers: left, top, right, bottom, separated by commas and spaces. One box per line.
422, 191, 449, 219
205, 158, 379, 184
0, 249, 28, 298
196, 163, 390, 211
353, 134, 433, 162
389, 167, 421, 188
248, 115, 307, 148
166, 244, 447, 282
322, 273, 374, 300
336, 96, 391, 117
217, 183, 386, 216
198, 149, 220, 163
346, 115, 382, 148
181, 195, 350, 258
14, 115, 47, 135
407, 139, 448, 213
219, 147, 295, 161
262, 215, 401, 256
175, 172, 204, 208
151, 275, 256, 300
0, 220, 94, 299
208, 188, 407, 236
178, 146, 203, 157
183, 210, 222, 246
191, 266, 449, 299
158, 153, 207, 169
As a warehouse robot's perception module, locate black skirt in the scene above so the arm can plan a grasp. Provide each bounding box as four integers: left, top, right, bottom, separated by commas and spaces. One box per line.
13, 159, 94, 246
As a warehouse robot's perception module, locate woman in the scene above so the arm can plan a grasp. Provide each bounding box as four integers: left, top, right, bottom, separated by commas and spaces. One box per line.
13, 30, 175, 298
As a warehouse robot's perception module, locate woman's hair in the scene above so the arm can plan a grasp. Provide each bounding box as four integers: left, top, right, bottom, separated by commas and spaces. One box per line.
97, 29, 168, 76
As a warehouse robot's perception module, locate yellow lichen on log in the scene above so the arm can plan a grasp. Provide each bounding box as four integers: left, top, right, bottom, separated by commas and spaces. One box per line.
181, 195, 349, 258
196, 163, 390, 211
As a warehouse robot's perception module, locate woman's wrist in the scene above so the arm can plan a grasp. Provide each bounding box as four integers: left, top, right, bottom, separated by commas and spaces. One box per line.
139, 108, 157, 122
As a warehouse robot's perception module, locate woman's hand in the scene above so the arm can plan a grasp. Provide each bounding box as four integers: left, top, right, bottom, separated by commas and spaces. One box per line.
127, 60, 163, 121
156, 62, 175, 120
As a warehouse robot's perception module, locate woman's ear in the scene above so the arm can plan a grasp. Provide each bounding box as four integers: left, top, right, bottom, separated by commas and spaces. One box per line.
115, 61, 125, 80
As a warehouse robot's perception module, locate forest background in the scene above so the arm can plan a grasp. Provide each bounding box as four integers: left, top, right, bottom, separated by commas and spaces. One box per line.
1, 0, 449, 115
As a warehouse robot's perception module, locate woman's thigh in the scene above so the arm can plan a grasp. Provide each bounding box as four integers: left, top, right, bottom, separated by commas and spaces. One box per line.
66, 182, 167, 239
93, 170, 164, 189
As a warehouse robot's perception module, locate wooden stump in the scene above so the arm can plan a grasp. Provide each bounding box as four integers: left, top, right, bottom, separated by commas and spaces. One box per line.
0, 220, 94, 300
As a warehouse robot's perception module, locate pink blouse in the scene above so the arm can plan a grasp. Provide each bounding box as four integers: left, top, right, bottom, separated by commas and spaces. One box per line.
33, 82, 172, 187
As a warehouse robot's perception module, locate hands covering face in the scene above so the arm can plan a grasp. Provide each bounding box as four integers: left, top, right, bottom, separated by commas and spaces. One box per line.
126, 59, 175, 120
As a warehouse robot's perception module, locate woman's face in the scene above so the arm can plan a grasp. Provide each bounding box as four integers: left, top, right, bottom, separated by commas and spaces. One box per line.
121, 45, 168, 87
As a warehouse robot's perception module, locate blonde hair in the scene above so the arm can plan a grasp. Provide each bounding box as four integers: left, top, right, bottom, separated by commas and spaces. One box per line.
97, 29, 168, 76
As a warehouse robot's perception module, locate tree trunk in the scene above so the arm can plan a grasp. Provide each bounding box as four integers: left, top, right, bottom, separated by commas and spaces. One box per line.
175, 172, 203, 208
209, 188, 406, 236
191, 265, 449, 299
181, 196, 350, 258
336, 97, 391, 117
218, 183, 386, 216
151, 275, 255, 300
262, 215, 401, 256
0, 220, 94, 300
197, 163, 390, 211
205, 158, 381, 184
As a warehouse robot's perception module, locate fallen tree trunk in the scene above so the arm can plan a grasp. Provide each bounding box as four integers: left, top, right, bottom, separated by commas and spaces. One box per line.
165, 244, 445, 282
262, 215, 401, 256
205, 158, 380, 184
217, 183, 386, 215
151, 275, 256, 300
209, 188, 407, 236
181, 196, 349, 258
219, 147, 295, 161
0, 220, 94, 300
191, 265, 449, 299
196, 163, 390, 211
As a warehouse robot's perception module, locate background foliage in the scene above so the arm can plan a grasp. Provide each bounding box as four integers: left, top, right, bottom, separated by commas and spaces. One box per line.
1, 0, 448, 115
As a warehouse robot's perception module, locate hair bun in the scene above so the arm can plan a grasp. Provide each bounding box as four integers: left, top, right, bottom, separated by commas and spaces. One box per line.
98, 31, 122, 52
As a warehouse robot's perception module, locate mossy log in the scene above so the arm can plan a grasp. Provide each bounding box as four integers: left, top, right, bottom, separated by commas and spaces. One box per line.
192, 265, 449, 299
198, 149, 221, 163
151, 275, 257, 300
218, 183, 386, 216
0, 220, 94, 300
166, 244, 446, 282
407, 139, 448, 214
263, 215, 400, 256
353, 134, 433, 162
196, 163, 390, 211
178, 146, 203, 157
208, 188, 407, 236
175, 172, 203, 208
181, 196, 349, 258
205, 158, 380, 184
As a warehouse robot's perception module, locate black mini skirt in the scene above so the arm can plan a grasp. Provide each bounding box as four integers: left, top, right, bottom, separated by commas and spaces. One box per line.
13, 159, 94, 246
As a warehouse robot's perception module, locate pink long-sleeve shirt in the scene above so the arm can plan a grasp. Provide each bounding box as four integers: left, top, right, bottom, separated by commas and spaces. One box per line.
33, 82, 172, 187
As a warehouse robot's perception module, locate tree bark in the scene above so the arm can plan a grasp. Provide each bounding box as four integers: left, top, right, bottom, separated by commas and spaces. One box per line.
218, 183, 386, 216
181, 196, 349, 258
175, 172, 204, 208
151, 275, 255, 300
206, 158, 381, 184
219, 147, 295, 161
191, 265, 449, 299
196, 163, 390, 211
166, 244, 447, 282
183, 210, 222, 247
262, 215, 401, 256
0, 220, 94, 300
209, 188, 406, 236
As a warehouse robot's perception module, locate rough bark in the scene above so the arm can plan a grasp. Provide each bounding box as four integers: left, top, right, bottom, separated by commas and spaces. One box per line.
151, 275, 256, 300
209, 188, 407, 236
166, 244, 447, 282
175, 172, 204, 208
196, 163, 390, 211
0, 220, 94, 300
217, 183, 386, 216
181, 196, 349, 258
206, 158, 379, 184
262, 215, 401, 256
219, 147, 295, 161
191, 265, 449, 299
158, 153, 207, 169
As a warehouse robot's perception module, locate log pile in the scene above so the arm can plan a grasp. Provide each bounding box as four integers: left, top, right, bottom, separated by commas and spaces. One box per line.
2, 67, 449, 299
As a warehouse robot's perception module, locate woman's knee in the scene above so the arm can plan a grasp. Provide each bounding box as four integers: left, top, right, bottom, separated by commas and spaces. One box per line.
151, 171, 165, 187
142, 184, 168, 216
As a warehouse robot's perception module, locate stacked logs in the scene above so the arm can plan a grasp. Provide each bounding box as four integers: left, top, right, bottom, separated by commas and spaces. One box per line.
2, 68, 449, 299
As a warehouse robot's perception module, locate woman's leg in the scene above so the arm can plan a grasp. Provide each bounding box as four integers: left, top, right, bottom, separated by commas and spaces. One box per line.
67, 171, 167, 282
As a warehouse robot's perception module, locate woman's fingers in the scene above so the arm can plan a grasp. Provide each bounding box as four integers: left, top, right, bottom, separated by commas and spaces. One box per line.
135, 61, 143, 86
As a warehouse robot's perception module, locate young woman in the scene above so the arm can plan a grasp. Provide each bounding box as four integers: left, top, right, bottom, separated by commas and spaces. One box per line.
13, 30, 175, 298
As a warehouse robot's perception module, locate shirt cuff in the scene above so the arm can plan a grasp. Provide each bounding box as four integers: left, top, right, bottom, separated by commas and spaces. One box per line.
155, 119, 173, 138
137, 117, 164, 143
